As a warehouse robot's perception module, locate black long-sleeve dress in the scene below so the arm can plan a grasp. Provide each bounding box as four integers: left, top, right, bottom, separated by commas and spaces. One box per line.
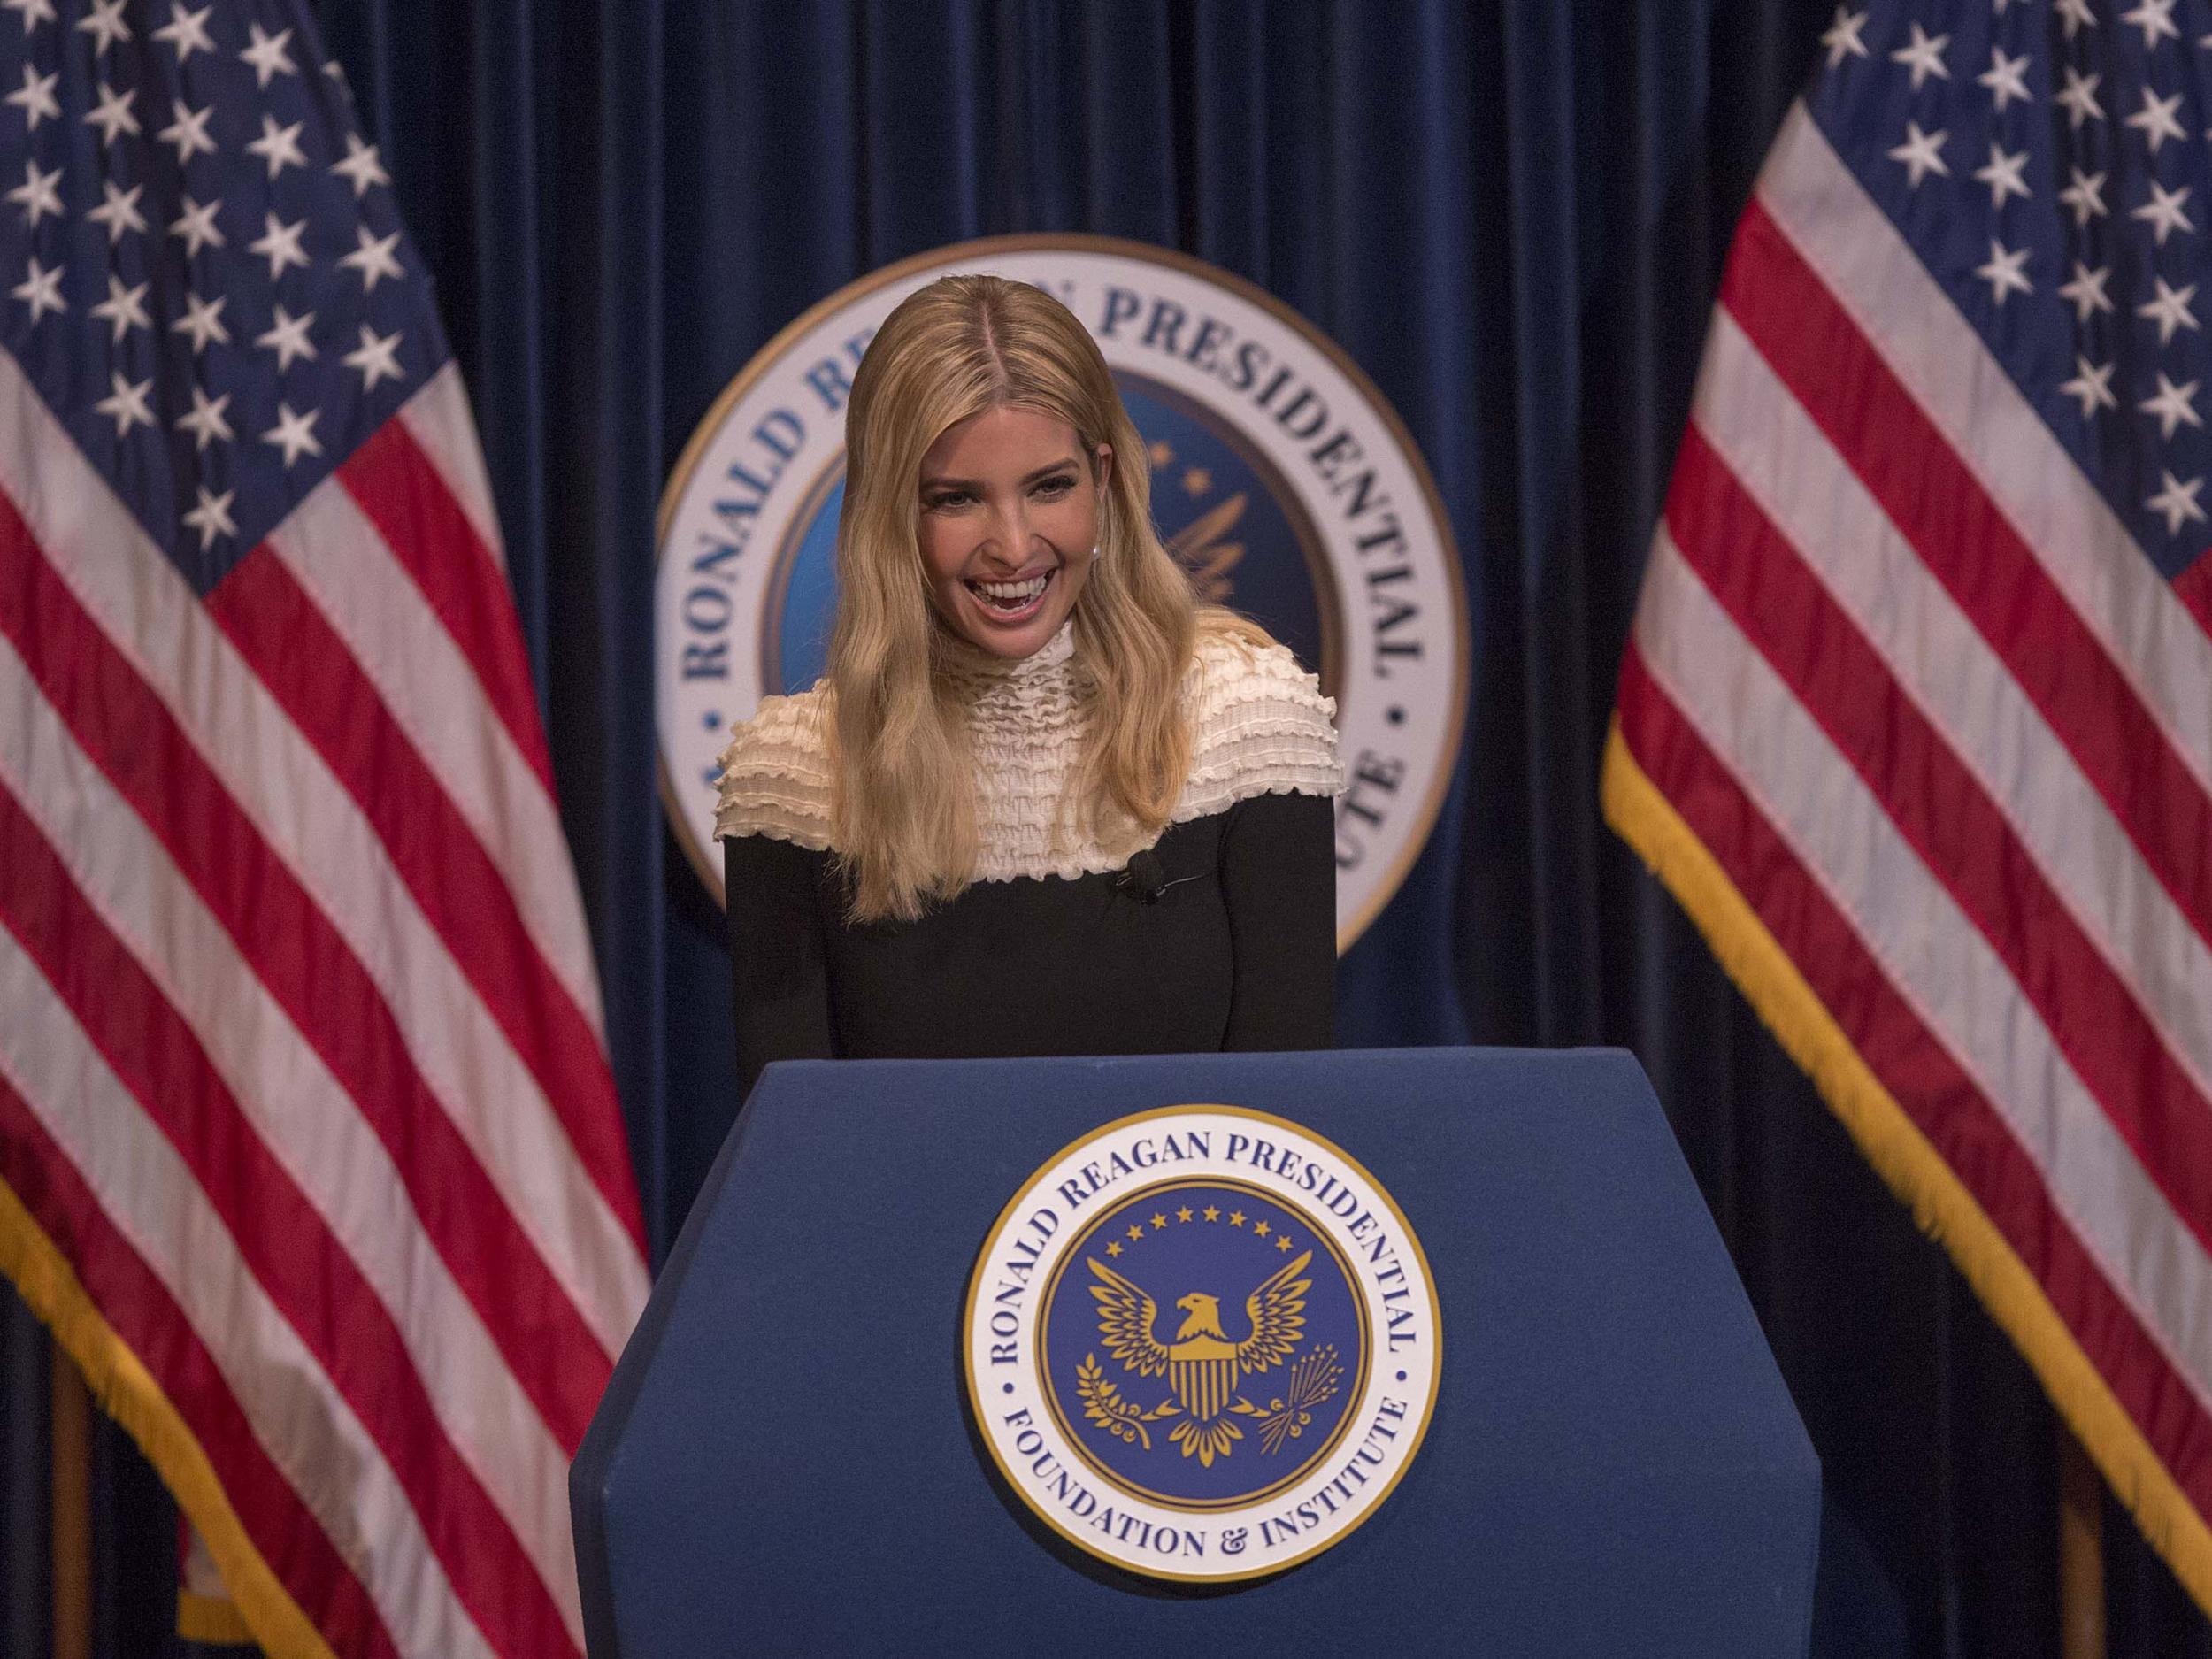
714, 622, 1341, 1098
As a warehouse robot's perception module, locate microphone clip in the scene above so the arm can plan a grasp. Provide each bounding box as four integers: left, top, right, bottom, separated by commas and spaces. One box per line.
1115, 849, 1181, 904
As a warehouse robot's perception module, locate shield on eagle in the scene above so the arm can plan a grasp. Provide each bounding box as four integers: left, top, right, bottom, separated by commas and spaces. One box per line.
1085, 1250, 1312, 1467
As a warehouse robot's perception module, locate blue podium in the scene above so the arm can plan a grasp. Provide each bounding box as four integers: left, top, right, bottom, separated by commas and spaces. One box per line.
573, 1048, 1819, 1655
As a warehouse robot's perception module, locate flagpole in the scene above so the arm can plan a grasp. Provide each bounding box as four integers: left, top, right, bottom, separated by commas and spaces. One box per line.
50, 1343, 89, 1659
2059, 1425, 2107, 1659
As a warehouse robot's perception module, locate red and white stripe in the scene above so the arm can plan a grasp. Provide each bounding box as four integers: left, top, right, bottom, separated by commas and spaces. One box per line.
0, 349, 648, 1655
1620, 105, 2212, 1527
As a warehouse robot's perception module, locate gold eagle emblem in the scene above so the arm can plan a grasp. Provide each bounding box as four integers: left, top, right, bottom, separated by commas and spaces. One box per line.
1081, 1251, 1311, 1466
1164, 492, 1247, 604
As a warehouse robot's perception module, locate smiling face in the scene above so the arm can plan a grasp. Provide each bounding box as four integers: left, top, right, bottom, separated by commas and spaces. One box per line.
917, 403, 1111, 660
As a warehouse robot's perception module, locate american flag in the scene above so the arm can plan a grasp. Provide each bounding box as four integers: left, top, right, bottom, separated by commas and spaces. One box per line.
1607, 0, 2212, 1615
0, 2, 649, 1655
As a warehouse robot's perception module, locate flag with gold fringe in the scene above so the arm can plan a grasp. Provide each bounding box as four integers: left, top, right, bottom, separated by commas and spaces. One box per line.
1608, 0, 2212, 1617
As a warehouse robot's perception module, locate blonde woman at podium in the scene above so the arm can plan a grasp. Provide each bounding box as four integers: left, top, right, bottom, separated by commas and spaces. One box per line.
712, 275, 1340, 1097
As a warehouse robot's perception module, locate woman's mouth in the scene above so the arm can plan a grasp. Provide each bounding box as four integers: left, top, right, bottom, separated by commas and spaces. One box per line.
964, 567, 1055, 623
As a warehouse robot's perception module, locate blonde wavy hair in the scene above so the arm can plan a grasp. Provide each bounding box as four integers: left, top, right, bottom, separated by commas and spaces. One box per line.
827, 273, 1263, 922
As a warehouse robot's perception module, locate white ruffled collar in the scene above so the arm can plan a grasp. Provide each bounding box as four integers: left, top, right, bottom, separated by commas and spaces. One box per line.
933, 618, 1077, 693
713, 625, 1340, 884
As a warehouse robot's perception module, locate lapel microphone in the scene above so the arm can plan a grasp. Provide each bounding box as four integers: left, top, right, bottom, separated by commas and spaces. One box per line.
1118, 849, 1169, 903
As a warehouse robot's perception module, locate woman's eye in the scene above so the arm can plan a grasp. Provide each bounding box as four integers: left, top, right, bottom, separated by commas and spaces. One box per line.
1033, 476, 1075, 497
925, 491, 971, 511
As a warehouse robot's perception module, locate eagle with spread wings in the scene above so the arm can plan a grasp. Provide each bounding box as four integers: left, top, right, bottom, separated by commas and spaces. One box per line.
1164, 492, 1246, 605
1086, 1249, 1311, 1467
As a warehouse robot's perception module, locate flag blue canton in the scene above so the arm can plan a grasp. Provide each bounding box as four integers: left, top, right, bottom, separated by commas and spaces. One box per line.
1809, 0, 2212, 581
0, 0, 444, 594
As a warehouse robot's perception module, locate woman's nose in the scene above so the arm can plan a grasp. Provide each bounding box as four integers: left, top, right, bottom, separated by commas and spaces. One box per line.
981, 496, 1028, 562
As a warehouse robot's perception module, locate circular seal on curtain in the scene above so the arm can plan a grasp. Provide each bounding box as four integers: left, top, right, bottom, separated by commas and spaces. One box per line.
962, 1106, 1440, 1582
655, 235, 1468, 948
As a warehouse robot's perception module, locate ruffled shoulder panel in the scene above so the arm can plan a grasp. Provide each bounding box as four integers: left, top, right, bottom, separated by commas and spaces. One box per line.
1173, 629, 1342, 823
712, 632, 1338, 869
712, 682, 835, 850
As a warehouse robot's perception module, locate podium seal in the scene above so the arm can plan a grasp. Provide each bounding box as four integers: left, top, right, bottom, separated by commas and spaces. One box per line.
964, 1106, 1440, 1581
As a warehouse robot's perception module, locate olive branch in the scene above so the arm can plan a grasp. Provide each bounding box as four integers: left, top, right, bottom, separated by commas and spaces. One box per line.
1230, 1345, 1343, 1455
1076, 1354, 1179, 1451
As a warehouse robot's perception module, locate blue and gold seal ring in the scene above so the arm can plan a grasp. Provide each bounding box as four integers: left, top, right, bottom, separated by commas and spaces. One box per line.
964, 1106, 1440, 1582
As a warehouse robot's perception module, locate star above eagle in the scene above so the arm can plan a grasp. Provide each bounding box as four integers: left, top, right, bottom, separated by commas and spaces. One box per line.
1086, 1249, 1311, 1466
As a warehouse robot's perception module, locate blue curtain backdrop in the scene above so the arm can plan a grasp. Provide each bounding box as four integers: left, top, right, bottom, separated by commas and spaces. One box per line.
4, 1, 2209, 1655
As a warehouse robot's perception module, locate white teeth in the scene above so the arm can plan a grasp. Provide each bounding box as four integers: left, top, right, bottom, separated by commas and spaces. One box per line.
972, 572, 1049, 603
